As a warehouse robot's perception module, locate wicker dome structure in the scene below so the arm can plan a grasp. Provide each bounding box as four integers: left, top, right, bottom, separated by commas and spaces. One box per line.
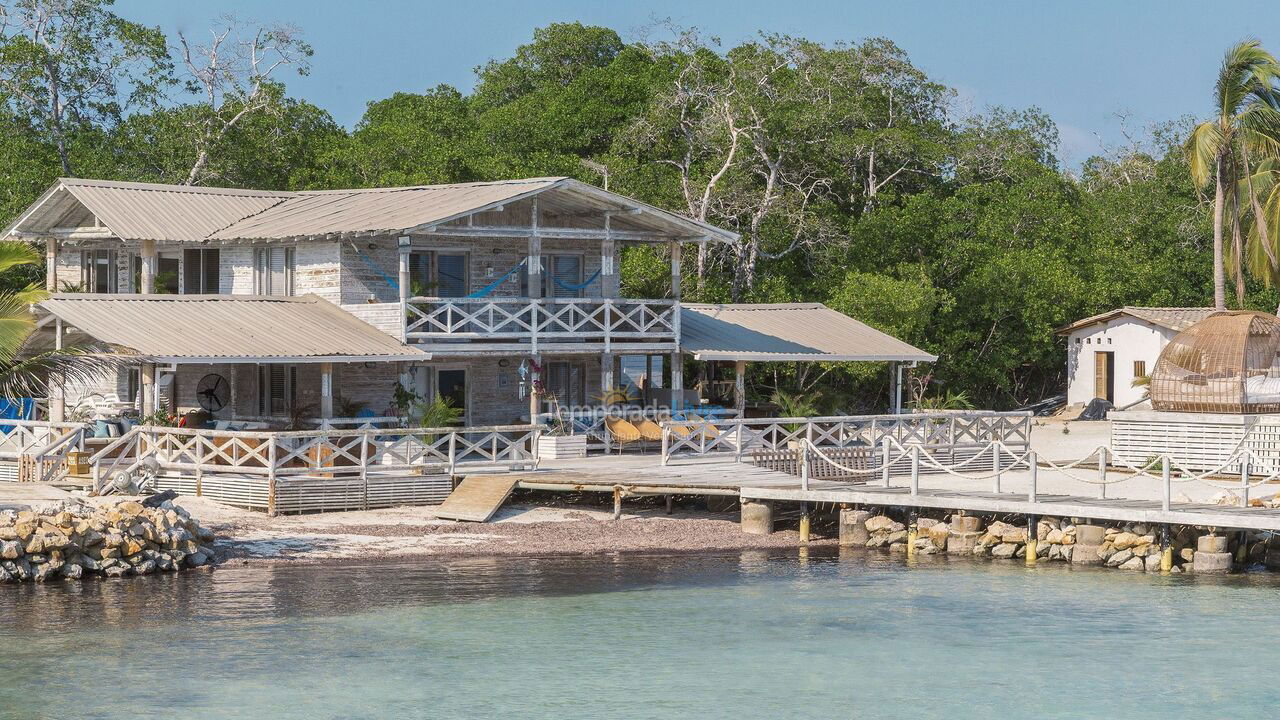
1149, 311, 1280, 413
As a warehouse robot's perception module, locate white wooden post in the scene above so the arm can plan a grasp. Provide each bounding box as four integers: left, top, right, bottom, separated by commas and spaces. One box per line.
398, 236, 411, 301
800, 438, 810, 492
1161, 454, 1171, 512
140, 238, 157, 294
881, 436, 891, 488
1098, 446, 1108, 499
49, 318, 65, 422
319, 362, 334, 420
601, 212, 618, 297
1241, 453, 1251, 507
140, 362, 156, 416
601, 352, 614, 399
1028, 450, 1038, 503
528, 354, 540, 422
528, 199, 542, 298
670, 352, 683, 410
45, 237, 57, 291
992, 441, 1002, 494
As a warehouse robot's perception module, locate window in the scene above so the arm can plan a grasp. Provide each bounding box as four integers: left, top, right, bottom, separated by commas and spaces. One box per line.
183, 249, 220, 294
1134, 360, 1147, 378
254, 247, 294, 296
435, 368, 467, 423
545, 361, 587, 407
258, 365, 296, 416
81, 249, 117, 293
405, 250, 468, 297
436, 253, 468, 297
520, 254, 583, 297
129, 253, 180, 293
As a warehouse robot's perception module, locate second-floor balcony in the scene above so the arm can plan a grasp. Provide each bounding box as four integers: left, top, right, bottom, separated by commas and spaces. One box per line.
343, 297, 679, 356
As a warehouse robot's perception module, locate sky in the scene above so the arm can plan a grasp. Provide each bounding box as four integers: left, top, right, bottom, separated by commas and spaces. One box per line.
119, 0, 1279, 167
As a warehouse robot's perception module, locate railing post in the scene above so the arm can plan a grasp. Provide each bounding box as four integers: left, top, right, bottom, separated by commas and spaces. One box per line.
1161, 454, 1171, 512
1241, 453, 1251, 508
992, 442, 1002, 494
448, 431, 458, 476
267, 438, 277, 516
909, 444, 919, 496
800, 440, 810, 492
360, 433, 369, 511
661, 424, 669, 466
1027, 450, 1037, 503
881, 436, 891, 488
531, 425, 542, 465
735, 421, 744, 463
1098, 446, 1107, 500
603, 298, 612, 354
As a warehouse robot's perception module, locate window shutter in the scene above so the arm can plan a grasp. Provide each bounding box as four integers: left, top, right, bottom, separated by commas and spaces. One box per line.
183, 249, 201, 293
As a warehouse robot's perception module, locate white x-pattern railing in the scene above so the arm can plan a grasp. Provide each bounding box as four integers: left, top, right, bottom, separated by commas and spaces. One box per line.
404, 297, 677, 352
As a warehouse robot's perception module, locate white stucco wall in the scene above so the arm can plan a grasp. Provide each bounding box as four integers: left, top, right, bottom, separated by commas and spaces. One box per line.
1065, 318, 1179, 407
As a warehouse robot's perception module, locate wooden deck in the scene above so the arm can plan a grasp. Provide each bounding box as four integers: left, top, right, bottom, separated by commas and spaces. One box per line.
501, 454, 829, 496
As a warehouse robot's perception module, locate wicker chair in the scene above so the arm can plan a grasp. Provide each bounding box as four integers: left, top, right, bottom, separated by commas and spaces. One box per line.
604, 417, 643, 454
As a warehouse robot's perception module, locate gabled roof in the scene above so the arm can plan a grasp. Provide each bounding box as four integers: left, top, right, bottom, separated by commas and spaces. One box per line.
31, 293, 428, 363
1056, 306, 1218, 335
4, 177, 738, 245
679, 303, 937, 363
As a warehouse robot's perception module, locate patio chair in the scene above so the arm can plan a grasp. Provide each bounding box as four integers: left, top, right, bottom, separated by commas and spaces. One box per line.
634, 418, 664, 446
604, 417, 643, 454
686, 413, 722, 442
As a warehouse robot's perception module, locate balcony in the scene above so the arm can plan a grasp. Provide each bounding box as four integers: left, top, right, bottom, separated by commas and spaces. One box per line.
342, 297, 679, 356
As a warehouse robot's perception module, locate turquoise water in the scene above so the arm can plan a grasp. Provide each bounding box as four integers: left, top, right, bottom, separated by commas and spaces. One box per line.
2, 550, 1278, 719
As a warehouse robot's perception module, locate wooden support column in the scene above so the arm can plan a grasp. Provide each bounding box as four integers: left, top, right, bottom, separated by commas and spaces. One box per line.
601, 212, 619, 297
49, 318, 65, 421
734, 360, 746, 417
528, 355, 541, 422
670, 352, 683, 409
319, 362, 334, 419
140, 239, 157, 294
45, 238, 57, 291
527, 199, 542, 298
669, 241, 682, 302
601, 352, 615, 398
140, 362, 156, 416
669, 241, 683, 409
398, 236, 411, 302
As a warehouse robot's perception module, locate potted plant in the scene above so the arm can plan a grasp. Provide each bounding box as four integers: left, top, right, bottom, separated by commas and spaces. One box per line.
536, 396, 586, 459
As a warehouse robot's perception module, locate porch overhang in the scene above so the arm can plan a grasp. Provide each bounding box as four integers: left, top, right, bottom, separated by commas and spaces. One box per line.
679, 303, 937, 364
29, 293, 431, 364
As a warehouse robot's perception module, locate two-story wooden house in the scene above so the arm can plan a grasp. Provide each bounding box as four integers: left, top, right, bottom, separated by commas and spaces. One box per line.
4, 177, 737, 426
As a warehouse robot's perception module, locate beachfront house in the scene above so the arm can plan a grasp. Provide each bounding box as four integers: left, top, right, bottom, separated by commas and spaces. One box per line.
1056, 306, 1215, 409
0, 177, 936, 510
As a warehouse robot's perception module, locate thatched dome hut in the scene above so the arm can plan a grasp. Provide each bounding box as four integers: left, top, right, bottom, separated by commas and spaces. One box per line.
1150, 311, 1280, 413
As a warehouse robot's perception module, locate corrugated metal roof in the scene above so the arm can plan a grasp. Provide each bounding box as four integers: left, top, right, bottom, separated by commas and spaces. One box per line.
59, 179, 290, 242
209, 178, 560, 240
679, 303, 937, 362
36, 293, 428, 362
1056, 306, 1219, 335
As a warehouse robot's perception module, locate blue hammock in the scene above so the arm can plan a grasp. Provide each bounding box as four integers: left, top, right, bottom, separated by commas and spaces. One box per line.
552, 268, 602, 293
466, 259, 527, 299
350, 245, 400, 293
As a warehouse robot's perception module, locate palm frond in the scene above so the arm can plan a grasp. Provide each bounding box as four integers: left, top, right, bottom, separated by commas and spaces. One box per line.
0, 346, 125, 399
0, 241, 42, 275
1185, 121, 1223, 187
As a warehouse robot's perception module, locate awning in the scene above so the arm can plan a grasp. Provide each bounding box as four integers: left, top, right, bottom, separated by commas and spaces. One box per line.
31, 293, 429, 363
679, 303, 937, 363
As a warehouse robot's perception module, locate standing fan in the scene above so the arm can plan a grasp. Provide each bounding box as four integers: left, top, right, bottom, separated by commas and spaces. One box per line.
196, 373, 230, 412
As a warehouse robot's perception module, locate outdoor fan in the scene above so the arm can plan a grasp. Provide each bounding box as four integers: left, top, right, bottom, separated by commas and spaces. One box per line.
196, 373, 230, 412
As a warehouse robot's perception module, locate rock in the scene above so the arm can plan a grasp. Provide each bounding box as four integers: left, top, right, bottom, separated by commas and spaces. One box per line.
977, 532, 1000, 547
1106, 549, 1134, 567
1061, 545, 1074, 562
60, 562, 82, 579
0, 539, 20, 560
132, 559, 156, 576
1112, 532, 1139, 550
23, 534, 44, 554
1179, 548, 1195, 563
927, 524, 950, 550
991, 543, 1019, 559
1145, 554, 1163, 572
33, 561, 60, 582
1132, 523, 1150, 536
0, 564, 11, 583
838, 509, 871, 546
947, 531, 980, 555
865, 516, 903, 533
78, 555, 101, 571
1119, 556, 1146, 571
1132, 543, 1155, 558
888, 542, 907, 553
121, 537, 145, 556
1096, 542, 1116, 562
972, 545, 988, 556
884, 530, 908, 545
194, 526, 216, 544
102, 562, 129, 578
917, 518, 941, 531
115, 500, 145, 516
949, 515, 982, 533
1048, 544, 1062, 560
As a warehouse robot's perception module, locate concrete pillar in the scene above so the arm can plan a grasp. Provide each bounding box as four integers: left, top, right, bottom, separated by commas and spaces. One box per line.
140, 238, 156, 294
740, 500, 774, 535
1071, 524, 1107, 565
319, 362, 334, 419
734, 360, 746, 417
839, 509, 871, 546
398, 236, 411, 301
1193, 534, 1233, 573
45, 237, 57, 291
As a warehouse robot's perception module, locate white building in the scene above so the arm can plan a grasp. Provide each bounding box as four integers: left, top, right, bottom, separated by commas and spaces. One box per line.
1057, 307, 1215, 409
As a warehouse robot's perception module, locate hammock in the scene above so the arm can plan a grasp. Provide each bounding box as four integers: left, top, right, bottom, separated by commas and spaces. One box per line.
552, 268, 601, 293
349, 243, 400, 293
465, 259, 526, 299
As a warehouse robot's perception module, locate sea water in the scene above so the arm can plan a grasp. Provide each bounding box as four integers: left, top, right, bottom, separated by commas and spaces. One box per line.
1, 550, 1278, 719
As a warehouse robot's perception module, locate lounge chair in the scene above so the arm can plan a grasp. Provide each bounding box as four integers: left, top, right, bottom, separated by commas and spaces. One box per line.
686, 413, 721, 442
634, 418, 664, 446
605, 417, 642, 454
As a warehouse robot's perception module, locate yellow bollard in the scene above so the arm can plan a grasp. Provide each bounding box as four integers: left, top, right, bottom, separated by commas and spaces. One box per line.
1025, 538, 1037, 567
1160, 546, 1173, 573
799, 512, 811, 545
906, 527, 918, 560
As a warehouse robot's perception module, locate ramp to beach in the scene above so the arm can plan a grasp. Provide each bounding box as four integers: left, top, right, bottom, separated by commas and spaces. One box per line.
435, 475, 520, 522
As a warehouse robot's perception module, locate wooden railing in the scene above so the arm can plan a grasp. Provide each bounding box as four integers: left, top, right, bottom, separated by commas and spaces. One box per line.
659, 412, 1033, 475
90, 424, 541, 512
403, 297, 678, 353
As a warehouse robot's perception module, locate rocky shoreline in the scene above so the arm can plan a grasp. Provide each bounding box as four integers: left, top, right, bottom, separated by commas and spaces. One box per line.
842, 509, 1263, 573
0, 499, 219, 583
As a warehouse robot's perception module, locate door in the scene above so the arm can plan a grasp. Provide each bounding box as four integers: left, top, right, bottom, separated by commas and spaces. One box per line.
436, 368, 468, 425
1094, 351, 1114, 402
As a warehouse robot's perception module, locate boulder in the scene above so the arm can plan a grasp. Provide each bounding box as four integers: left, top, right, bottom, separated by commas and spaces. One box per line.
1144, 553, 1163, 572
884, 530, 908, 545
0, 540, 20, 560
1045, 529, 1065, 545
865, 516, 903, 533
1112, 532, 1139, 550
1106, 549, 1134, 567
927, 523, 950, 550
991, 543, 1019, 559
1118, 556, 1146, 571
1061, 545, 1074, 562
60, 562, 82, 579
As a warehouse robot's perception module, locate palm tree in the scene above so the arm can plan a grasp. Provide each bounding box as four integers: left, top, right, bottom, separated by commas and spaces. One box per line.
0, 241, 118, 399
1186, 40, 1280, 310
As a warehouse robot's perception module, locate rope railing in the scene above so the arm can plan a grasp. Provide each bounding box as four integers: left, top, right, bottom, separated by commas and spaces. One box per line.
799, 434, 1280, 510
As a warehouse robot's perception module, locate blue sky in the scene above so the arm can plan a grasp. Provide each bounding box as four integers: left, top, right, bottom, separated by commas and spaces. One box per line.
120, 0, 1277, 167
